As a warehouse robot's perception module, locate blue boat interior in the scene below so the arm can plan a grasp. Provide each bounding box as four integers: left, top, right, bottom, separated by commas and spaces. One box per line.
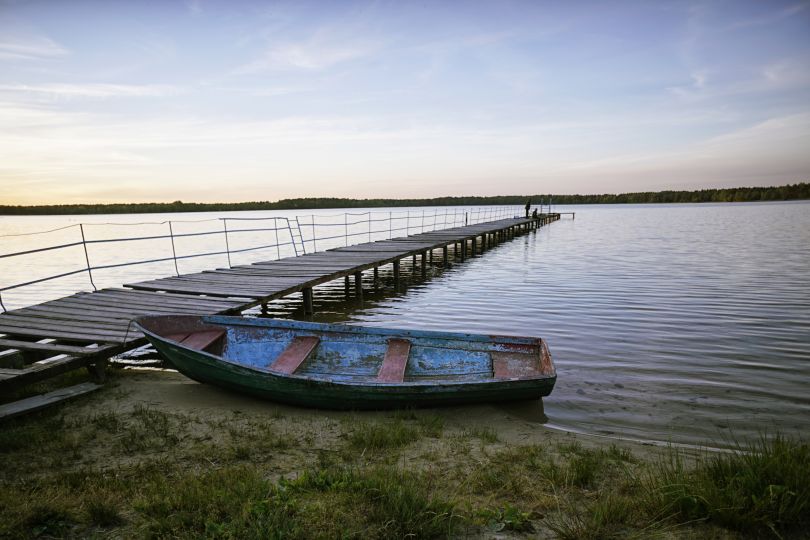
219, 322, 545, 384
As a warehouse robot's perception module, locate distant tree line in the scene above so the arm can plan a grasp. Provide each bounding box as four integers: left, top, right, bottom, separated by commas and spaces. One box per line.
0, 182, 807, 215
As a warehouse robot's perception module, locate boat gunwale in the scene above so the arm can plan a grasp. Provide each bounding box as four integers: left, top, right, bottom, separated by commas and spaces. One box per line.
202, 314, 545, 346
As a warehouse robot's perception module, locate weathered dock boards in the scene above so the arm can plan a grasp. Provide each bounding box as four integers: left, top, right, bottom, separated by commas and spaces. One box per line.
0, 214, 559, 395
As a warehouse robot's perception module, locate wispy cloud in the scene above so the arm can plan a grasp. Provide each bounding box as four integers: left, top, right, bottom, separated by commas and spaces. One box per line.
0, 83, 184, 99
726, 1, 809, 30
0, 35, 69, 61
185, 0, 202, 16
235, 26, 379, 74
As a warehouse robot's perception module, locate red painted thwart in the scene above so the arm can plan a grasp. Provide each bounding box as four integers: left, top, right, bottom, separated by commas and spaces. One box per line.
269, 335, 320, 374
377, 338, 411, 382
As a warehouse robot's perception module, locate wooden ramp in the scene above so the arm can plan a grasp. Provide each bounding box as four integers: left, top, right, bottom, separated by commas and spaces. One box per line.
0, 215, 559, 395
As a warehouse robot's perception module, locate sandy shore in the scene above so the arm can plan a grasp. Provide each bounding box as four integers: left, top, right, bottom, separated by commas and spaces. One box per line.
87, 368, 667, 464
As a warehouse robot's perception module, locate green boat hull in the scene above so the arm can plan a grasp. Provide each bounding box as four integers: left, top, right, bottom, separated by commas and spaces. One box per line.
138, 315, 557, 410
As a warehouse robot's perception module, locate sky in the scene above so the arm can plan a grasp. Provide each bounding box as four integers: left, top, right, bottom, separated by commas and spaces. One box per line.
1, 0, 809, 205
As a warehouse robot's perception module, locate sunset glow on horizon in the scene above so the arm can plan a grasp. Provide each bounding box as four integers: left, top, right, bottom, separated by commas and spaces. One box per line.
1, 0, 809, 205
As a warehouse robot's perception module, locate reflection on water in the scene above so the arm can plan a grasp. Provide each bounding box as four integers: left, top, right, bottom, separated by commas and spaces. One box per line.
4, 202, 810, 446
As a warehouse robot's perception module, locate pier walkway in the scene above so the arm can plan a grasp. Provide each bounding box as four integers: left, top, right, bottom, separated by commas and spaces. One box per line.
0, 214, 559, 397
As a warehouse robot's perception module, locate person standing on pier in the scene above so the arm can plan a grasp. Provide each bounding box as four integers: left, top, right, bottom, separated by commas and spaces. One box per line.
525, 198, 531, 218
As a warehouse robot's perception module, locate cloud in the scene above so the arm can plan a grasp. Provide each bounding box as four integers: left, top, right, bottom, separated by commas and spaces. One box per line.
235, 25, 379, 74
0, 35, 69, 61
0, 83, 184, 99
237, 42, 375, 73
185, 0, 202, 16
726, 1, 809, 30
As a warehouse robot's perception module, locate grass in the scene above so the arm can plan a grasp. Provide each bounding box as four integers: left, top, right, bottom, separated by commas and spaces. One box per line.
465, 426, 499, 443
1, 388, 807, 539
645, 434, 810, 536
346, 419, 422, 452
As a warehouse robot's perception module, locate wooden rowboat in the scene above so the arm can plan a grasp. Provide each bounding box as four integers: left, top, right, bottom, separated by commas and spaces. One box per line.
134, 315, 556, 409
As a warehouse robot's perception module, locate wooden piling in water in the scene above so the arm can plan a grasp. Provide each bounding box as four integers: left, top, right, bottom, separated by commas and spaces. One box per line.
303, 287, 314, 315
393, 259, 401, 289
354, 271, 363, 301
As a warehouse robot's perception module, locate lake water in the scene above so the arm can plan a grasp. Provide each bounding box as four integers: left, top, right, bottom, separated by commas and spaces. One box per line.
2, 202, 809, 447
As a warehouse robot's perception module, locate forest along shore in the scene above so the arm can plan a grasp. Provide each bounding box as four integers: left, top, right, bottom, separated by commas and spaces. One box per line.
1, 368, 808, 539
1, 182, 807, 214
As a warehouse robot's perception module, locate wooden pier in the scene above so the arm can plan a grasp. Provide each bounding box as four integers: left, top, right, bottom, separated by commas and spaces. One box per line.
0, 214, 560, 405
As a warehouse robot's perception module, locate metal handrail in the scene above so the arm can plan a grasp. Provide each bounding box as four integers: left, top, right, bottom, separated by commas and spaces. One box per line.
0, 206, 519, 311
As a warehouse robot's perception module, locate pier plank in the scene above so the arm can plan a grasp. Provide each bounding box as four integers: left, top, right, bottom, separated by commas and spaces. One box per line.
0, 339, 109, 357
0, 317, 134, 338
92, 289, 242, 310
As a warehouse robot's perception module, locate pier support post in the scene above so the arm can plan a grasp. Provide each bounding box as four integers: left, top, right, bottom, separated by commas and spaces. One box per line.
87, 358, 107, 383
303, 287, 314, 315
393, 260, 400, 289
354, 271, 363, 301
344, 276, 350, 297
421, 251, 427, 279
460, 240, 466, 260
261, 301, 268, 315
471, 237, 476, 256
442, 246, 448, 265
373, 266, 379, 289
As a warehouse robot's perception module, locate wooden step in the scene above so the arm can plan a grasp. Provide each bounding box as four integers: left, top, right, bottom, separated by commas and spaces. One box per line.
0, 382, 102, 420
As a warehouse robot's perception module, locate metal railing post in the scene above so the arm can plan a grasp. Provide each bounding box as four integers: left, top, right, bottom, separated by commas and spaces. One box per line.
274, 218, 281, 260
421, 210, 425, 232
0, 292, 7, 313
344, 213, 348, 246
79, 224, 97, 291
389, 211, 392, 239
368, 213, 371, 243
168, 221, 180, 276
285, 218, 298, 256
312, 215, 317, 253
222, 219, 232, 267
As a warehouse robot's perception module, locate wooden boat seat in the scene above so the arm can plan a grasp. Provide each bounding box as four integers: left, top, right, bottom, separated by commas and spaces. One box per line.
166, 329, 225, 352
268, 336, 320, 375
491, 351, 540, 379
376, 338, 411, 382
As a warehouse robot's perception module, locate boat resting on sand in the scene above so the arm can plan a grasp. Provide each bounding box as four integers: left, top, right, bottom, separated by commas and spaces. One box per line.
134, 315, 556, 409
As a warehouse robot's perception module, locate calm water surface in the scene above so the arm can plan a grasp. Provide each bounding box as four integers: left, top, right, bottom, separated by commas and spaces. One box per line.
328, 202, 810, 446
2, 202, 809, 446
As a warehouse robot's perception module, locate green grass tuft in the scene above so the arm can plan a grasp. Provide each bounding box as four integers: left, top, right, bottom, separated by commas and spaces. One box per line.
647, 435, 810, 536
85, 498, 125, 527
347, 419, 421, 451
466, 426, 499, 444
478, 504, 534, 532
